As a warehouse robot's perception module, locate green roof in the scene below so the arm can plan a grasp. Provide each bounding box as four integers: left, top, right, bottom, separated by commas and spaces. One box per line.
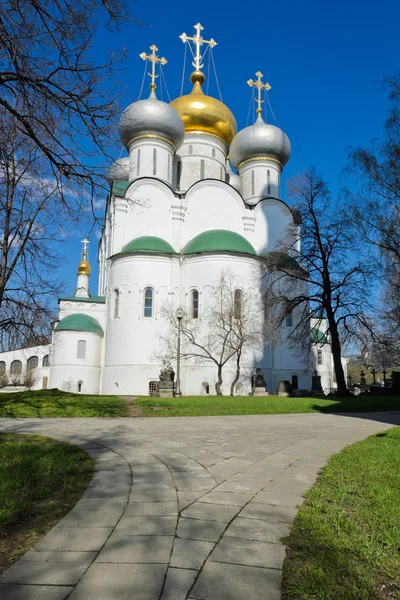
59, 296, 106, 304
112, 180, 131, 197
263, 251, 303, 272
310, 327, 328, 344
121, 236, 175, 254
183, 230, 256, 256
55, 314, 103, 335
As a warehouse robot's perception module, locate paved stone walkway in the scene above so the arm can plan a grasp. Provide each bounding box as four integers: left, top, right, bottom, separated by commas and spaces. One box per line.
1, 411, 399, 600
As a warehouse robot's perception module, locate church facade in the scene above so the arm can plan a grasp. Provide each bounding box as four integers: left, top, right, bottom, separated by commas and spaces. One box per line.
0, 26, 340, 397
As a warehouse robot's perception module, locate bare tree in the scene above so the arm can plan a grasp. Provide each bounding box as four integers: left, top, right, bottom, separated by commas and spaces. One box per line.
158, 271, 263, 396
262, 168, 372, 397
0, 0, 135, 206
346, 71, 400, 351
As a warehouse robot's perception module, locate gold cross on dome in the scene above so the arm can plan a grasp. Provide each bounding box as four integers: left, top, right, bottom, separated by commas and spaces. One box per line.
247, 71, 272, 116
179, 23, 217, 71
139, 45, 167, 90
81, 238, 89, 257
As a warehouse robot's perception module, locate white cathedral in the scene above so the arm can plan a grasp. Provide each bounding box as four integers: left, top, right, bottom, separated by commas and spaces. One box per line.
0, 25, 340, 397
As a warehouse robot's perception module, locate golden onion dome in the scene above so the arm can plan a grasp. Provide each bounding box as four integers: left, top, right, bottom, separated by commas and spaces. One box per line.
170, 71, 237, 147
77, 254, 91, 276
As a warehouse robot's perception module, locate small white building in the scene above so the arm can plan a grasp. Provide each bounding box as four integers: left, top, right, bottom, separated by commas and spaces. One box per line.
0, 27, 341, 396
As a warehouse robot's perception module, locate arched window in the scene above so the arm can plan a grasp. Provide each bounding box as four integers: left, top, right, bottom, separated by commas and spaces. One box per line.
77, 340, 86, 359
200, 159, 205, 179
10, 360, 22, 376
149, 380, 158, 395
136, 149, 140, 176
176, 160, 182, 188
27, 356, 38, 370
317, 349, 323, 365
189, 145, 193, 155
113, 288, 120, 319
0, 361, 6, 375
42, 354, 50, 367
153, 148, 157, 176
251, 170, 255, 195
234, 289, 243, 319
191, 289, 199, 319
212, 148, 216, 158
77, 380, 83, 393
143, 287, 153, 318
285, 312, 293, 327
267, 169, 271, 195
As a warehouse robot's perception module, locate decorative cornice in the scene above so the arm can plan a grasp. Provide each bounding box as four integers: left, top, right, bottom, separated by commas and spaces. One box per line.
238, 155, 283, 169
127, 133, 176, 150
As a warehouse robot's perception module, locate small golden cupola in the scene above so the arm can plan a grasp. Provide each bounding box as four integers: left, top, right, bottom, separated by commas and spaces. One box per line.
170, 24, 237, 147
77, 241, 91, 276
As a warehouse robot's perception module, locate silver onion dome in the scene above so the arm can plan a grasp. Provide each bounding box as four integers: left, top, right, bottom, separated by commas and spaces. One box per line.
225, 159, 241, 193
107, 157, 130, 182
229, 116, 291, 170
119, 91, 185, 150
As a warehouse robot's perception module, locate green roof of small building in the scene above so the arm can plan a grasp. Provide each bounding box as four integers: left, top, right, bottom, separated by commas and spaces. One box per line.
183, 230, 257, 256
58, 296, 106, 304
121, 236, 175, 254
263, 251, 303, 272
112, 180, 131, 197
55, 314, 103, 335
310, 327, 328, 344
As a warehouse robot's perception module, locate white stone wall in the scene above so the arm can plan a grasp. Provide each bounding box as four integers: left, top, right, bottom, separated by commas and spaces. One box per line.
175, 133, 227, 192
49, 330, 103, 394
128, 138, 175, 185
240, 159, 281, 204
0, 344, 51, 390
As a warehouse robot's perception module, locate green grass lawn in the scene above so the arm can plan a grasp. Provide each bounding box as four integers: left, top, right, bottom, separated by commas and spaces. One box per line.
282, 426, 400, 600
133, 394, 400, 417
0, 388, 127, 417
0, 432, 94, 572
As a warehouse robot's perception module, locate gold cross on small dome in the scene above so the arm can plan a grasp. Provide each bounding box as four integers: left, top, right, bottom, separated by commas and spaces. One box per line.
139, 45, 167, 91
247, 71, 272, 116
179, 23, 217, 72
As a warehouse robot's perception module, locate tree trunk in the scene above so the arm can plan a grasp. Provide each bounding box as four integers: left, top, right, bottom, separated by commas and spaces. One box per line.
215, 365, 223, 395
230, 352, 242, 396
326, 311, 349, 397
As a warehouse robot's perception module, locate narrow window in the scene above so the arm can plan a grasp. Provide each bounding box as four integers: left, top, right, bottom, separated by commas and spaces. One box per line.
167, 154, 171, 180
77, 381, 83, 393
251, 170, 255, 195
189, 145, 193, 155
27, 356, 38, 370
10, 360, 22, 376
220, 167, 223, 180
317, 349, 323, 365
200, 159, 205, 179
113, 288, 120, 319
153, 148, 157, 176
0, 361, 5, 375
267, 169, 271, 195
234, 289, 243, 319
77, 340, 86, 359
292, 374, 298, 390
42, 354, 50, 367
144, 287, 153, 318
42, 376, 48, 389
191, 290, 199, 319
176, 160, 182, 188
136, 149, 140, 176
285, 311, 293, 327
212, 148, 216, 158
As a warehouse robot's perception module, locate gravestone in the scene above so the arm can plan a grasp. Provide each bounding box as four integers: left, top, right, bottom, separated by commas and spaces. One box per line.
252, 368, 268, 396
276, 380, 292, 397
311, 371, 324, 396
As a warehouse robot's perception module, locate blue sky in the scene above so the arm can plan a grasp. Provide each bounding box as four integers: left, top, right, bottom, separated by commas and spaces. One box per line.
60, 0, 399, 296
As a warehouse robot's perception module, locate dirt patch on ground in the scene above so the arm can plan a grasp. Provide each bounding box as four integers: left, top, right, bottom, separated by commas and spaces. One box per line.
119, 396, 143, 417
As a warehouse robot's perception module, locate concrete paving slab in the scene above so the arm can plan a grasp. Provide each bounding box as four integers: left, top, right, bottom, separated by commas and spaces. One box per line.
239, 502, 297, 523
123, 501, 178, 516
97, 533, 174, 563
34, 526, 112, 552
170, 538, 215, 569
0, 584, 73, 600
224, 517, 290, 543
177, 518, 227, 542
113, 515, 177, 536
0, 559, 90, 585
182, 502, 240, 523
161, 567, 198, 600
199, 490, 254, 506
67, 563, 167, 600
210, 536, 286, 569
191, 561, 282, 600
